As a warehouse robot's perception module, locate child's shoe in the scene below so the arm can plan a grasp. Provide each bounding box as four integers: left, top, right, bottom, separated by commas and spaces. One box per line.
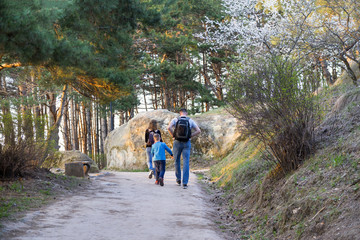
155, 180, 159, 185
148, 170, 154, 179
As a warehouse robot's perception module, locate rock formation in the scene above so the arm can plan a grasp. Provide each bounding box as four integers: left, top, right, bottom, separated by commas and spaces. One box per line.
105, 109, 241, 170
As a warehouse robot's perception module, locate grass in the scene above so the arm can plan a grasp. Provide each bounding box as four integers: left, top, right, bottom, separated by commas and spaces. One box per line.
9, 182, 23, 192
0, 195, 45, 219
210, 138, 268, 190
331, 154, 345, 167
39, 189, 52, 196
196, 172, 205, 180
0, 170, 89, 223
295, 221, 305, 239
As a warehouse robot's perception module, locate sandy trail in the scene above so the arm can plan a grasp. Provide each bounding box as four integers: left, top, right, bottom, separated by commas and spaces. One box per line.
1, 171, 227, 240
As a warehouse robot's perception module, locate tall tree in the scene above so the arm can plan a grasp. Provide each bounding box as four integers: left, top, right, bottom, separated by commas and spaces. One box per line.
138, 0, 226, 112
0, 0, 58, 71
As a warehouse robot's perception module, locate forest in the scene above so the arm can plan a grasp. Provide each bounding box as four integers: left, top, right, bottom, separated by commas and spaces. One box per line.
1, 0, 360, 180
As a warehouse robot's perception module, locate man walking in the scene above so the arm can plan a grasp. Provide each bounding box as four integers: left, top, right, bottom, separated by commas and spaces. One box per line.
167, 109, 201, 189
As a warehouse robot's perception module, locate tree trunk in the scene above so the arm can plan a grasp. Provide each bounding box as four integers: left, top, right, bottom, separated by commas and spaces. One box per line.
319, 58, 334, 86
41, 103, 46, 139
76, 102, 81, 152
119, 111, 125, 126
47, 92, 59, 149
129, 108, 134, 120
71, 98, 79, 150
62, 96, 71, 150
142, 88, 148, 111
161, 75, 171, 110
100, 111, 108, 151
16, 105, 22, 141
19, 84, 34, 142
211, 52, 224, 101
41, 85, 68, 162
338, 55, 358, 86
109, 102, 114, 132
332, 61, 338, 83
153, 75, 158, 109
0, 74, 15, 145
93, 103, 99, 164
67, 104, 72, 150
100, 109, 107, 168
31, 72, 44, 142
86, 106, 92, 156
81, 102, 87, 154
34, 103, 43, 141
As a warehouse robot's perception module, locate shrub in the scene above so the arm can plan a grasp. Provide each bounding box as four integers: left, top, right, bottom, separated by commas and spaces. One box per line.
226, 56, 320, 174
0, 140, 45, 179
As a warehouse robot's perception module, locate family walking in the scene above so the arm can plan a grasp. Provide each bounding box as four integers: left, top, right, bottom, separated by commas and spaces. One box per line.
144, 109, 201, 189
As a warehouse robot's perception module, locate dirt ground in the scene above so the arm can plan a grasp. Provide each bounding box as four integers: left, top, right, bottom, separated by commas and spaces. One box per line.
0, 171, 232, 240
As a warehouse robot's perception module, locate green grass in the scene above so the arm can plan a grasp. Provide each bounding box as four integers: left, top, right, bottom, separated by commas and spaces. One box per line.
0, 172, 89, 222
0, 196, 45, 219
196, 173, 204, 180
40, 189, 52, 196
331, 154, 345, 167
9, 181, 23, 192
295, 221, 305, 239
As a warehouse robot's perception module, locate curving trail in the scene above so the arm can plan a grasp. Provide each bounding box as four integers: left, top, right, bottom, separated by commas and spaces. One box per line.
2, 171, 228, 240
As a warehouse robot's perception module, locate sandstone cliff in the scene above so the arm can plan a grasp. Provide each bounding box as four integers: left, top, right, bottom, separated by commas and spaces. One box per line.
104, 109, 241, 170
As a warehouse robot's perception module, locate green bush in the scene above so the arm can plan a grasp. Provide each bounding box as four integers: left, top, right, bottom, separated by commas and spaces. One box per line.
226, 56, 320, 175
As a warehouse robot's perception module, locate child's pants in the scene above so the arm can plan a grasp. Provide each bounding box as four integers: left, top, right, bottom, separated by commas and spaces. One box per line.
154, 160, 166, 180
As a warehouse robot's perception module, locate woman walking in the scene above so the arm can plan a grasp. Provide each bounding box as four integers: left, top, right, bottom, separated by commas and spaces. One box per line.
145, 120, 162, 179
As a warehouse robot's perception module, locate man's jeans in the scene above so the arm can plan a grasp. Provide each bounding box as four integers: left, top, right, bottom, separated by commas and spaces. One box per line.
173, 140, 191, 185
146, 147, 155, 172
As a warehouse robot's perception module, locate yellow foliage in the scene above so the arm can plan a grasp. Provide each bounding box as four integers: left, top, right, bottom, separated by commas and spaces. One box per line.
160, 54, 167, 63
165, 31, 173, 38
49, 66, 130, 101
270, 36, 280, 46
53, 23, 63, 40
74, 75, 130, 101
177, 23, 185, 30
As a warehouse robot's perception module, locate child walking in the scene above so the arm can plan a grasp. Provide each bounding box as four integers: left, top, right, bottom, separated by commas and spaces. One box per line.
151, 133, 173, 186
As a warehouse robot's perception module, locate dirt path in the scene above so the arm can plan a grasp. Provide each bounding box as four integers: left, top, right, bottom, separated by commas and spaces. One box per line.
1, 171, 229, 240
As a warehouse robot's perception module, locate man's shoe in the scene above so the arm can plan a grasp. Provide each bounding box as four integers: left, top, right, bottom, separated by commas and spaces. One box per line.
148, 170, 153, 179
159, 177, 164, 186
176, 179, 181, 186
183, 184, 188, 189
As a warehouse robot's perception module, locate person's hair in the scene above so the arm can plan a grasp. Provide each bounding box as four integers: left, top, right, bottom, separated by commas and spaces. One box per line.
148, 120, 157, 130
179, 108, 187, 114
153, 133, 160, 141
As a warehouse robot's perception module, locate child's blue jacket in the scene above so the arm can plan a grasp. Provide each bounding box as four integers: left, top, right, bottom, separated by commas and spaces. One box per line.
151, 142, 173, 161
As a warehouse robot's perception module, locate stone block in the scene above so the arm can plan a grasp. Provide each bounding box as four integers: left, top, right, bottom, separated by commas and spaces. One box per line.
65, 162, 85, 177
